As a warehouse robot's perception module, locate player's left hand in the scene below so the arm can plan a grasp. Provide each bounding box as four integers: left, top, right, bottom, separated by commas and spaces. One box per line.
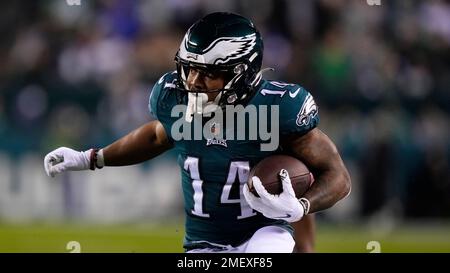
243, 169, 304, 223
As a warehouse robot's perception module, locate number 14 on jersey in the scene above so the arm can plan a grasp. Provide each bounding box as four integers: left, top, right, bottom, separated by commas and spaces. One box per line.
184, 157, 257, 219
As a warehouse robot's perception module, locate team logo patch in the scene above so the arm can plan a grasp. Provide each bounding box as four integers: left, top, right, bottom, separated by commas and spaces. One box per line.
296, 93, 318, 127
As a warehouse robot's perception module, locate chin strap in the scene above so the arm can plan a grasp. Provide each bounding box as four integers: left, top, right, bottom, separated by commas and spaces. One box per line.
182, 66, 274, 123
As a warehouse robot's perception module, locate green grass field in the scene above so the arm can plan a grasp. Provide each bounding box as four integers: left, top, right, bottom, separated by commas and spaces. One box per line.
1, 222, 449, 253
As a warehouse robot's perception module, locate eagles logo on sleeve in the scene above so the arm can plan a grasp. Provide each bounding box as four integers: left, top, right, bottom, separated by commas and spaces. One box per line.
296, 93, 318, 127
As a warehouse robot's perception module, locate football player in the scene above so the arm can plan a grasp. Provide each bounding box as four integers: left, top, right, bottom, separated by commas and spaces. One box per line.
44, 12, 351, 253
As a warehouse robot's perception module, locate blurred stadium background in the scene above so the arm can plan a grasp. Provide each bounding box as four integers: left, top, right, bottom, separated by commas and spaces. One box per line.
0, 0, 449, 252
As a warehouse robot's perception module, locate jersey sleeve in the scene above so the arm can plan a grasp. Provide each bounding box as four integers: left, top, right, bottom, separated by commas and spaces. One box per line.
148, 72, 178, 142
148, 73, 170, 120
279, 86, 319, 136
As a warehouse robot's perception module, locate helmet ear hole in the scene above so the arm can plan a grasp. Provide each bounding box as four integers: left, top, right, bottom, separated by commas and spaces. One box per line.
234, 64, 245, 74
227, 93, 238, 104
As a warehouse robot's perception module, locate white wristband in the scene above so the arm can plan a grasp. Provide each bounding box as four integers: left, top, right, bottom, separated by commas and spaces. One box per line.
299, 198, 311, 215
96, 149, 105, 168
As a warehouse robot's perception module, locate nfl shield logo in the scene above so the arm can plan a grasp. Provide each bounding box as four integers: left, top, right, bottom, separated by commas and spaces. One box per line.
211, 123, 219, 136
206, 122, 227, 147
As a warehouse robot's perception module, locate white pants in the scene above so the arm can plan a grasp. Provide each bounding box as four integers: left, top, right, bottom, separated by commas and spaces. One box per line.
187, 226, 295, 253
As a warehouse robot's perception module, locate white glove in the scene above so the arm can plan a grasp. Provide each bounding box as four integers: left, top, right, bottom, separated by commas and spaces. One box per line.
44, 147, 91, 177
243, 169, 305, 223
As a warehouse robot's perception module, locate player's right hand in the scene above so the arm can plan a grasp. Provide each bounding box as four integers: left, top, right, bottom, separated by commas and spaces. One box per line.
243, 169, 305, 223
44, 147, 91, 177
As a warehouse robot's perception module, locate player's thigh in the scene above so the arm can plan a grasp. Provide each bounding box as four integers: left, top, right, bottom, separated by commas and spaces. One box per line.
244, 225, 295, 253
291, 214, 315, 253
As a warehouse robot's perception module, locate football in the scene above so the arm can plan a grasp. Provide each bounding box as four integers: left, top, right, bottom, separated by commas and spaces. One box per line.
248, 155, 314, 198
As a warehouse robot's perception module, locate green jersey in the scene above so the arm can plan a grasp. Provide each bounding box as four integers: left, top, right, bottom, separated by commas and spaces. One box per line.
149, 71, 319, 250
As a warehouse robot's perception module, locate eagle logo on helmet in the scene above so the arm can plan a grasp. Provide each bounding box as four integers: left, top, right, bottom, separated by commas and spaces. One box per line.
180, 33, 257, 65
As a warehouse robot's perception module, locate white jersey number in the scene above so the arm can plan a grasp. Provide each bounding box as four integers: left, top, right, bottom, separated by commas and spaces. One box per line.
184, 157, 256, 219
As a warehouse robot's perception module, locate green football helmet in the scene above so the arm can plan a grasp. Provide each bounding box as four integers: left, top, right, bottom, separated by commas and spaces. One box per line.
175, 12, 264, 108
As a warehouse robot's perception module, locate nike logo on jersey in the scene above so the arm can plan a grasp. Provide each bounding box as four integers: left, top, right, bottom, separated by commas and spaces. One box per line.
289, 88, 301, 98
